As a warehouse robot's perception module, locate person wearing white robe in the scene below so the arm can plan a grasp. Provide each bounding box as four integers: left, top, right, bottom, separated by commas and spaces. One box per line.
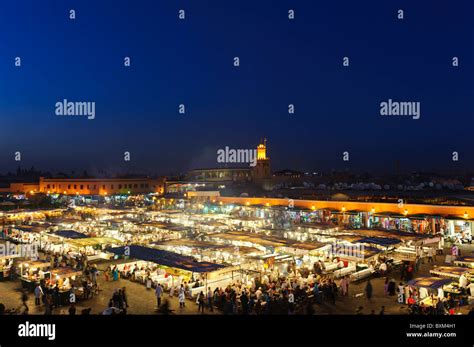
178, 287, 185, 308
459, 274, 468, 289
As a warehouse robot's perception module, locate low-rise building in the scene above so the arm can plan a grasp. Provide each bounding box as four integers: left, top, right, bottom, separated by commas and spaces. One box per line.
38, 177, 165, 195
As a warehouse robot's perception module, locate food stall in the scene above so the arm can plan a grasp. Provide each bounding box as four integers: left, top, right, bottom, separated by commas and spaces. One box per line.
430, 266, 473, 280
66, 237, 122, 260
107, 245, 237, 295
355, 236, 401, 251
338, 246, 380, 281
406, 276, 453, 307
454, 256, 474, 268
46, 267, 84, 305
18, 260, 51, 290
5, 224, 53, 248
429, 266, 472, 303
152, 239, 263, 265
0, 254, 20, 280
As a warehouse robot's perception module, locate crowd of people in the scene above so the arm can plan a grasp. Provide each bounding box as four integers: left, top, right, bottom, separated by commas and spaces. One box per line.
149, 265, 381, 315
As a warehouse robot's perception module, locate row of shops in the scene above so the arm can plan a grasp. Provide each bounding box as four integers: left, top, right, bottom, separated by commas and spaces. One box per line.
1, 203, 473, 310
192, 202, 473, 242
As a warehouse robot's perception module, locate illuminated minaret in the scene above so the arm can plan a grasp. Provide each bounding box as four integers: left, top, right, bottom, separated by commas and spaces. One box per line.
257, 138, 267, 160
252, 138, 271, 180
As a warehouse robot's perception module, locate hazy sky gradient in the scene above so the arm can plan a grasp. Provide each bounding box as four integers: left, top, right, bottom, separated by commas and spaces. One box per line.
0, 0, 472, 175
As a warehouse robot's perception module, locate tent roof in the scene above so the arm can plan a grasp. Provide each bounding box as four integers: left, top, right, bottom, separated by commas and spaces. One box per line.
356, 237, 401, 246
51, 230, 88, 239
407, 276, 452, 289
107, 245, 226, 273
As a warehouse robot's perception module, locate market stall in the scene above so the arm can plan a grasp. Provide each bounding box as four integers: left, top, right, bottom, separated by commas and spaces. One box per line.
107, 245, 238, 295
0, 254, 20, 280
46, 267, 84, 305
406, 276, 453, 307
454, 256, 474, 268
18, 260, 51, 290
66, 237, 122, 260
152, 239, 263, 265
430, 266, 473, 280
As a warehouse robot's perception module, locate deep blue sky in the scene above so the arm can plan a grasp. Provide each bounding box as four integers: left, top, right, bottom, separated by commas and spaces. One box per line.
0, 0, 473, 175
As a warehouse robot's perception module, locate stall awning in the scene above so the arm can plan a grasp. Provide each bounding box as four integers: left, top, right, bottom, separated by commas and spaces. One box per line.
107, 245, 226, 273
407, 276, 452, 289
346, 209, 365, 215
409, 214, 444, 220
429, 266, 472, 279
68, 237, 121, 248
455, 256, 474, 263
51, 230, 88, 239
374, 212, 406, 218
50, 267, 83, 279
356, 237, 401, 247
445, 215, 474, 221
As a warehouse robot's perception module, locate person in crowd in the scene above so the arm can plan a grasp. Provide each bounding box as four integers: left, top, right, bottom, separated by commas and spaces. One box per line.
155, 283, 163, 308
68, 303, 76, 315
414, 256, 421, 272
207, 287, 213, 312
91, 265, 99, 284
112, 266, 119, 281
240, 290, 249, 314
400, 262, 407, 281
459, 273, 469, 292
379, 262, 387, 276
197, 291, 205, 313
365, 280, 373, 301
121, 287, 128, 308
104, 266, 110, 281
44, 294, 53, 315
338, 276, 350, 296
435, 298, 446, 315
406, 263, 414, 280
158, 299, 172, 315
255, 287, 263, 301
398, 282, 405, 302
427, 248, 434, 263
383, 278, 389, 296
178, 284, 186, 308
81, 308, 92, 315
34, 284, 44, 306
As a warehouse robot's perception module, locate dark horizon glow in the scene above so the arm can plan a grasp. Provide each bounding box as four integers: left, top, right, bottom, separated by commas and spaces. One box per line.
0, 0, 473, 176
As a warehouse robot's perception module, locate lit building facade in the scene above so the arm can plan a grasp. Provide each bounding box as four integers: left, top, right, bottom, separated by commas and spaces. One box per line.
186, 139, 272, 183
38, 177, 165, 195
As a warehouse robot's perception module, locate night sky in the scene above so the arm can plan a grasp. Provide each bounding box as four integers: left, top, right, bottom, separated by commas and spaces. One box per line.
0, 0, 473, 175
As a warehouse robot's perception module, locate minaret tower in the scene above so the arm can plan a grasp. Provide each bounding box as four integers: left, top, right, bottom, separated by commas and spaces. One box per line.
252, 138, 271, 180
